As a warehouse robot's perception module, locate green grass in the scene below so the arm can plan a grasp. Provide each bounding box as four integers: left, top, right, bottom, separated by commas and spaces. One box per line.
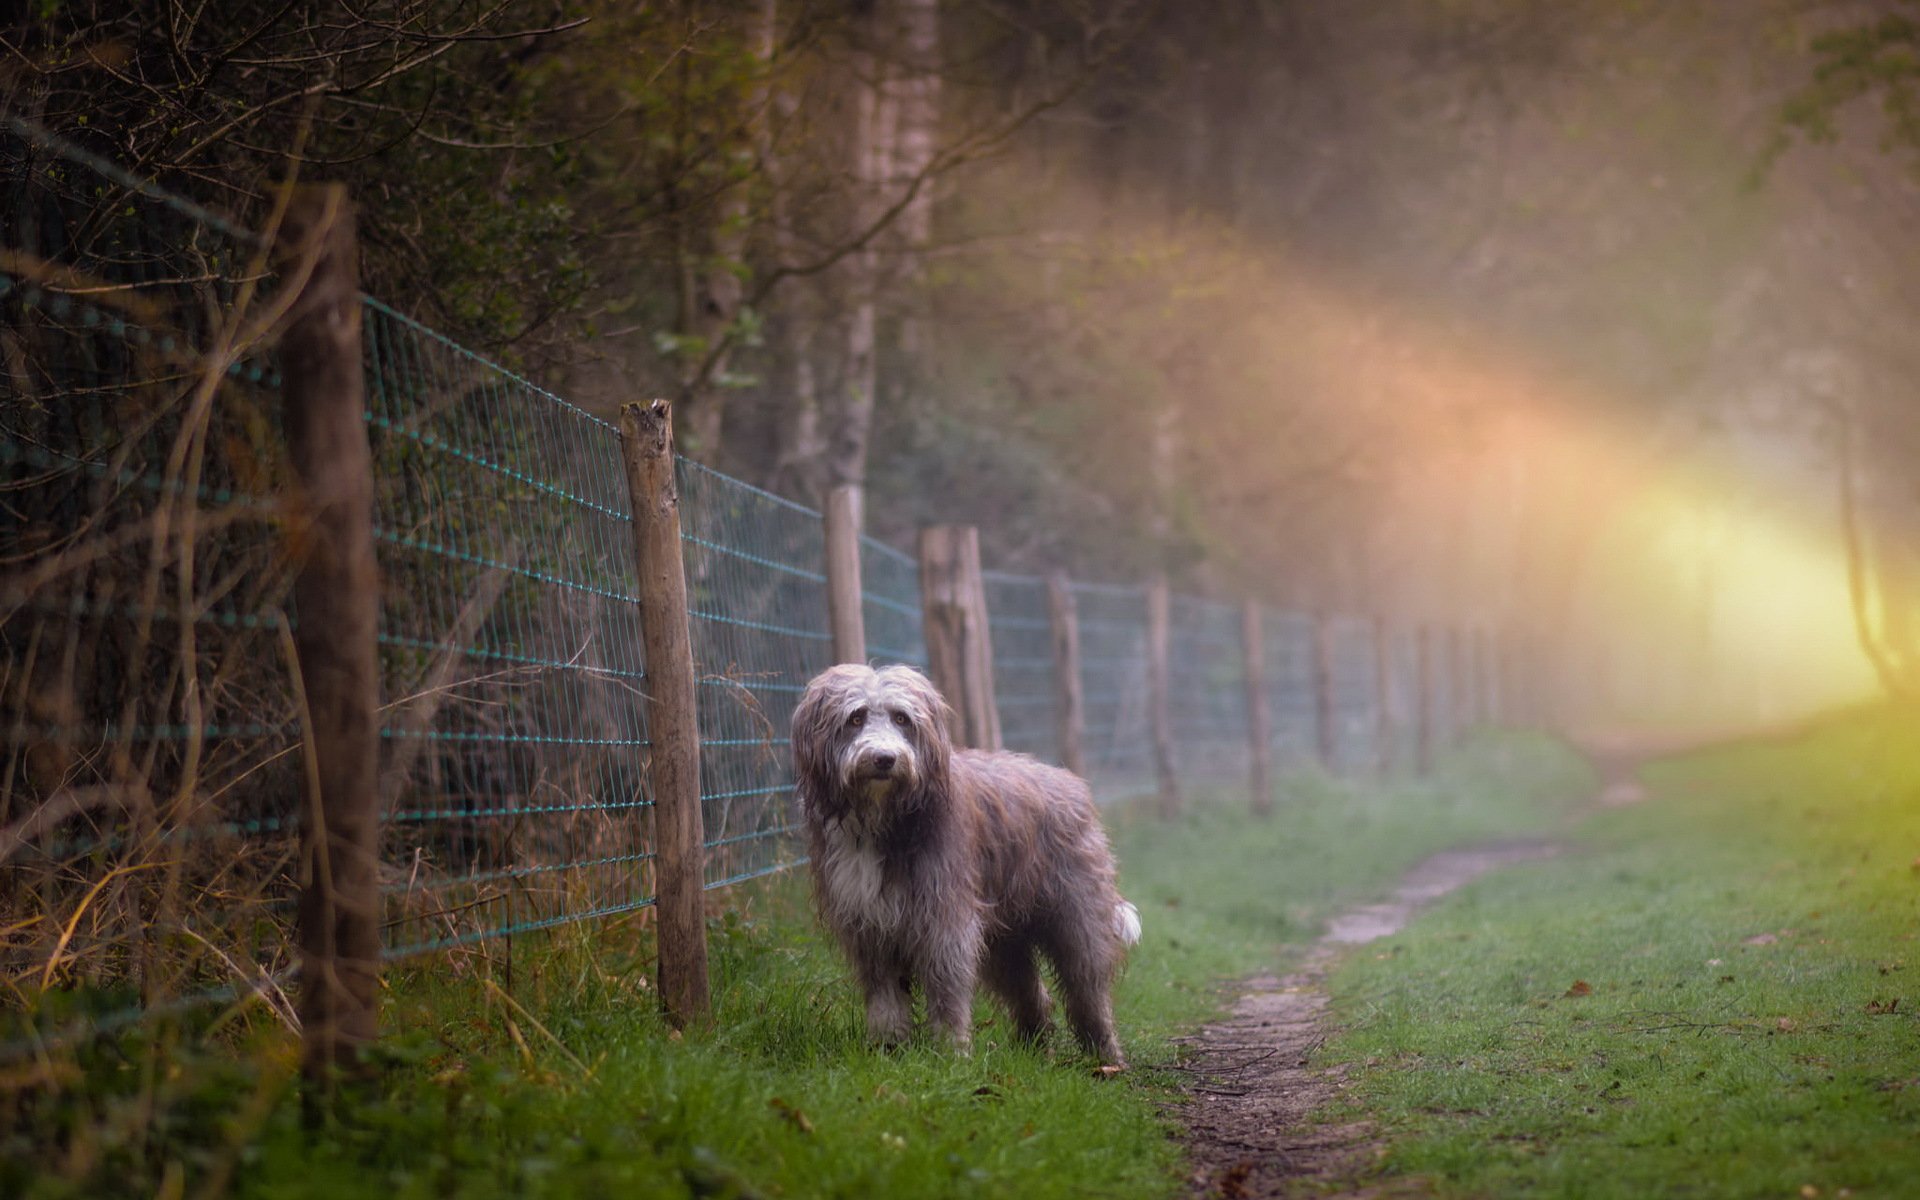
1317, 704, 1920, 1199
1, 734, 1591, 1199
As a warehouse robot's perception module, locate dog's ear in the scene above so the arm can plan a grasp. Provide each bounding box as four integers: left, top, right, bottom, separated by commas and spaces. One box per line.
894, 667, 954, 790
791, 667, 850, 806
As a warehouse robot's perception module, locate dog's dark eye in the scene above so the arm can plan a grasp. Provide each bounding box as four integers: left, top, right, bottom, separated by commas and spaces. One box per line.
848, 707, 867, 728
890, 711, 911, 730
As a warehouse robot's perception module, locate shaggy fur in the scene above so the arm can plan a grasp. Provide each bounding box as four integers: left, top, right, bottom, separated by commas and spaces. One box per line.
791, 663, 1140, 1065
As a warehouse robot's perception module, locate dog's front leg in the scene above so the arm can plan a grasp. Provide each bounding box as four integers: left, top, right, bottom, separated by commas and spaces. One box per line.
919, 922, 981, 1052
856, 953, 913, 1048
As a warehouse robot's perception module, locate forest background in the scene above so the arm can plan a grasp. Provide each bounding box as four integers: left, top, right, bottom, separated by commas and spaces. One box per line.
8, 0, 1919, 725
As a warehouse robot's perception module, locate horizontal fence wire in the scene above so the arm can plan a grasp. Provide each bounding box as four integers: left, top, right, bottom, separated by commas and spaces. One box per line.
677, 459, 829, 889
1263, 610, 1321, 770
363, 300, 655, 958
1070, 581, 1154, 800
860, 536, 926, 668
1166, 596, 1251, 784
1, 119, 304, 1045
1324, 616, 1380, 774
982, 570, 1058, 765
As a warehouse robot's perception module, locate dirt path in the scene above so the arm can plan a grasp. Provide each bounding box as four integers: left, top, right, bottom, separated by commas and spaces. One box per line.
1174, 840, 1564, 1199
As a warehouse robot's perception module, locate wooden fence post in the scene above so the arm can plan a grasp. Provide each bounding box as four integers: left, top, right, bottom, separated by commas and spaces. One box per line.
1240, 599, 1273, 816
1146, 578, 1181, 817
823, 485, 866, 665
1415, 624, 1435, 776
279, 185, 383, 1082
918, 525, 1002, 750
1046, 570, 1087, 780
1313, 613, 1338, 772
1373, 616, 1394, 775
618, 399, 709, 1028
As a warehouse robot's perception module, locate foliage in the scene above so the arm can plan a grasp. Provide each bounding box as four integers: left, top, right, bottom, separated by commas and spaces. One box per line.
1779, 4, 1920, 171
1317, 704, 1920, 1197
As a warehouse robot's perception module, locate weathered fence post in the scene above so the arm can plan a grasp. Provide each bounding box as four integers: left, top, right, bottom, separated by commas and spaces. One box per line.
1240, 599, 1273, 816
618, 399, 709, 1028
1046, 570, 1087, 780
1373, 616, 1394, 774
823, 485, 866, 665
1146, 579, 1181, 818
918, 526, 1002, 750
279, 185, 382, 1081
1313, 613, 1338, 772
1415, 624, 1435, 776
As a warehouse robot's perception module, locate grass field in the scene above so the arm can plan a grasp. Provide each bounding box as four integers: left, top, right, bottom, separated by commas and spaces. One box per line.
1, 734, 1590, 1199
1317, 704, 1920, 1198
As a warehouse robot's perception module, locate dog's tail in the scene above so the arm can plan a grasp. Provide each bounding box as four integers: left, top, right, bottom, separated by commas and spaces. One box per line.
1114, 899, 1142, 947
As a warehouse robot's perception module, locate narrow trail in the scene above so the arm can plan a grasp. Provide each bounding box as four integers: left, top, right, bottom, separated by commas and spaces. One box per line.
1174, 840, 1564, 1199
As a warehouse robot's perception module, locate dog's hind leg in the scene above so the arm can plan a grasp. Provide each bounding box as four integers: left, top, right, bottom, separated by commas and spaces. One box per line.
1047, 923, 1125, 1067
982, 934, 1053, 1044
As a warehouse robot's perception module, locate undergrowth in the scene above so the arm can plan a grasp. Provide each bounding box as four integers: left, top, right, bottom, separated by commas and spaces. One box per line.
0, 732, 1591, 1199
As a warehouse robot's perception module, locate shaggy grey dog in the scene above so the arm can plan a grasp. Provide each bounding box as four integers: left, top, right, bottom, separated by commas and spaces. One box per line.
791, 663, 1141, 1065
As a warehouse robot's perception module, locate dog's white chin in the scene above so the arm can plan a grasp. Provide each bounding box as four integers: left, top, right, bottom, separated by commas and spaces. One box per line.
1115, 900, 1142, 946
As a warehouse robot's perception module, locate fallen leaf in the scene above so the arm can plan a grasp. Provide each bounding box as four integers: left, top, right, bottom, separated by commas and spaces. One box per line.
1564, 980, 1593, 998
1800, 1185, 1819, 1199
1093, 1063, 1125, 1078
768, 1097, 814, 1134
1218, 1160, 1255, 1200
1777, 1017, 1797, 1032
1865, 997, 1902, 1015
1743, 933, 1778, 946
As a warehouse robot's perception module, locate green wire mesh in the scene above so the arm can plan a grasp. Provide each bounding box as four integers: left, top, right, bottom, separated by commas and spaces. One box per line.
1262, 610, 1321, 769
860, 536, 926, 668
1070, 581, 1154, 799
676, 459, 831, 890
363, 299, 655, 956
1166, 596, 1250, 784
982, 570, 1058, 765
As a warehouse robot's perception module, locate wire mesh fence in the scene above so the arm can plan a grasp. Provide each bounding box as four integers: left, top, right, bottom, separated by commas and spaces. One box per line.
1166, 596, 1251, 786
363, 299, 654, 957
1, 118, 1502, 1057
1070, 581, 1155, 798
677, 460, 830, 890
983, 570, 1058, 765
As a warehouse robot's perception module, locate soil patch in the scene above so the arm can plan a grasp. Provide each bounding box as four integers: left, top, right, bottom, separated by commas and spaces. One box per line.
1174, 840, 1563, 1198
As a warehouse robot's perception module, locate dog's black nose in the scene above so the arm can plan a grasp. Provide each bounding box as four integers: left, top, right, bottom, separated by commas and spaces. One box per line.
872, 753, 896, 773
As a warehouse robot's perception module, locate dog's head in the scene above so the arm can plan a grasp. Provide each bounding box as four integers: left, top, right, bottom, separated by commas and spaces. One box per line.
792, 663, 953, 821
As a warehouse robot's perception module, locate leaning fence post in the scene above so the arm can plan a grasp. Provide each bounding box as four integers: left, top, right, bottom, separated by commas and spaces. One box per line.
278, 184, 382, 1081
1240, 599, 1273, 816
1146, 579, 1181, 817
1373, 616, 1394, 775
1046, 570, 1087, 780
1415, 624, 1435, 776
1313, 613, 1338, 772
618, 399, 709, 1028
919, 526, 1002, 750
823, 485, 866, 664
